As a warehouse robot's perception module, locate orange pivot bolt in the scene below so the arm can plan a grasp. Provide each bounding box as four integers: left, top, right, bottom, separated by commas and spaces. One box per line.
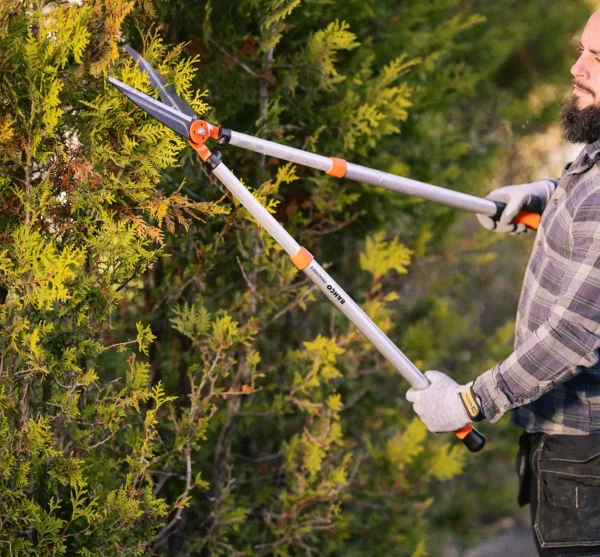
189, 120, 220, 145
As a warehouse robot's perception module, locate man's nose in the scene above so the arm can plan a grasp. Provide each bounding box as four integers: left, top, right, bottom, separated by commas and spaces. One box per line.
572, 55, 590, 80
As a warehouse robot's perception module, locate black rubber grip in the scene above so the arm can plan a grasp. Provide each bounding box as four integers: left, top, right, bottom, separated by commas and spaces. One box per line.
206, 151, 222, 171
217, 128, 232, 146
492, 196, 544, 220
461, 427, 486, 453
523, 196, 544, 214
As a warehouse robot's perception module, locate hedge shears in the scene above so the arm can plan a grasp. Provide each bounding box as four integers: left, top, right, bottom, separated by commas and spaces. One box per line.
109, 46, 490, 452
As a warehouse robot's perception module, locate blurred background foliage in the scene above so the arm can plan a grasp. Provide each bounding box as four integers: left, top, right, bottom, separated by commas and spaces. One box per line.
0, 0, 593, 555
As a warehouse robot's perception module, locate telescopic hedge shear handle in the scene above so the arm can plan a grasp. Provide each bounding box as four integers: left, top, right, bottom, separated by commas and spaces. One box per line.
213, 131, 543, 231
120, 42, 539, 231
108, 47, 486, 452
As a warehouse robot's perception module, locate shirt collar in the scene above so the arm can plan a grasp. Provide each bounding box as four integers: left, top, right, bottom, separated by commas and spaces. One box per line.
584, 140, 600, 162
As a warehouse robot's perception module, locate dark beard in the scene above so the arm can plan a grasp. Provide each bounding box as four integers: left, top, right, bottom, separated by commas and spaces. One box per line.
561, 94, 600, 144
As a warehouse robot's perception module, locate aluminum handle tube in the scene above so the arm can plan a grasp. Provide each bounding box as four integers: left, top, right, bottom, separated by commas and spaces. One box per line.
303, 260, 429, 389
210, 139, 488, 384
226, 130, 498, 217
211, 159, 429, 390
344, 163, 496, 216
207, 155, 486, 452
212, 164, 301, 257
228, 131, 333, 173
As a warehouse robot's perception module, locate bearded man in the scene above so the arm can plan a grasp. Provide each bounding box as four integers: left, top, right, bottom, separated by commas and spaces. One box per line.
407, 10, 600, 556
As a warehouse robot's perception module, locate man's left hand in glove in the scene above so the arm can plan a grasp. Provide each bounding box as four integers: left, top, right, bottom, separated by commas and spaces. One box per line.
406, 371, 484, 433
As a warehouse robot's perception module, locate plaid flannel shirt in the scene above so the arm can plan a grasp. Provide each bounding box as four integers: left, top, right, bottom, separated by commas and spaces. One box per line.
473, 140, 600, 434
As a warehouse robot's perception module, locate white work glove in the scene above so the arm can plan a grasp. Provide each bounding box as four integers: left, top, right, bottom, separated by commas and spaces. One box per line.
406, 371, 477, 433
476, 180, 556, 235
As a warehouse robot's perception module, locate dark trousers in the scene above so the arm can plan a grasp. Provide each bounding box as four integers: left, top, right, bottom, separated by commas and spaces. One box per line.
518, 431, 600, 556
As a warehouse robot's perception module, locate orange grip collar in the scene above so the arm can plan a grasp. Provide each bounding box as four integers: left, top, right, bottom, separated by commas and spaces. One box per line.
454, 424, 473, 440
327, 157, 347, 178
290, 247, 314, 271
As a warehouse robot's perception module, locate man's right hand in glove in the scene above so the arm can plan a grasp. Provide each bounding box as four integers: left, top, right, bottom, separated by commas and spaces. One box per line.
476, 180, 556, 235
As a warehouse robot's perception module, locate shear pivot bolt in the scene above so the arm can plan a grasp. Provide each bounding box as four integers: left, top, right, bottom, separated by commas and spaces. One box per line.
189, 120, 210, 145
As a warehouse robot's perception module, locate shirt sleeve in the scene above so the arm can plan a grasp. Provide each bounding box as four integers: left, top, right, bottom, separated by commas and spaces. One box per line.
473, 193, 600, 422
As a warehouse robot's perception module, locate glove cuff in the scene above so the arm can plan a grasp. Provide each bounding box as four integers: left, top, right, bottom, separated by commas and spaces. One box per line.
529, 179, 558, 206
458, 385, 484, 422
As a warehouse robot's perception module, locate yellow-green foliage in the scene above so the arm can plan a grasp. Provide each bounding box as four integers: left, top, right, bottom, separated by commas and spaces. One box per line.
0, 1, 227, 553
0, 227, 85, 310
360, 231, 413, 282
22, 3, 91, 159
387, 418, 465, 485
260, 0, 302, 51
306, 20, 360, 90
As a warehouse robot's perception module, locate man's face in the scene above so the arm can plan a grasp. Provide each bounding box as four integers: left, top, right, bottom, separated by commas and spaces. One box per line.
571, 11, 600, 109
561, 11, 600, 145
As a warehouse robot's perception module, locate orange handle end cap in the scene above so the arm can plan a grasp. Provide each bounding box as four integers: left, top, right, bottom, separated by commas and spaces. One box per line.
514, 211, 541, 230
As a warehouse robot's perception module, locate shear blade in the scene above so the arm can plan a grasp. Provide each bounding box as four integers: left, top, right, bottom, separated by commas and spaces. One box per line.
124, 45, 197, 119
108, 76, 194, 140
